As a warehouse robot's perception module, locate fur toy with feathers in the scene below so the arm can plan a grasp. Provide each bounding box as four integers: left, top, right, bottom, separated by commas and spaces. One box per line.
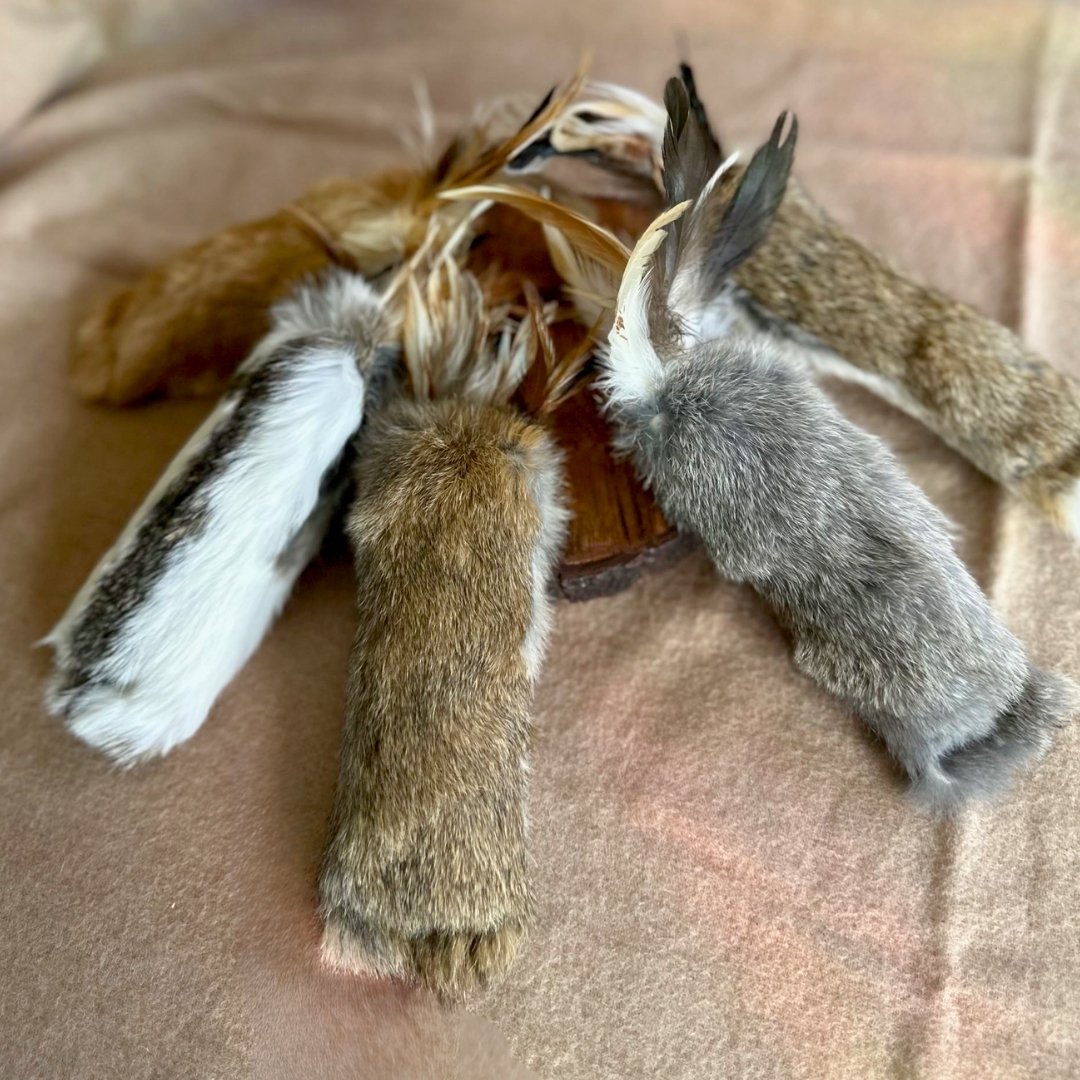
44, 65, 1080, 1001
585, 72, 1078, 809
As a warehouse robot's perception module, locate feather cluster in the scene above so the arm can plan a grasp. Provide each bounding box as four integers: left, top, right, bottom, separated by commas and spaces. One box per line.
46, 64, 1080, 999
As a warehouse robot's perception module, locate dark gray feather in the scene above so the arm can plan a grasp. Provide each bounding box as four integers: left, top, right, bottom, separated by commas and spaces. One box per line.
704, 111, 797, 284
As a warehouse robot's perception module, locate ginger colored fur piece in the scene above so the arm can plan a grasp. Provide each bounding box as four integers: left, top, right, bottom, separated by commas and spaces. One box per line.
70, 169, 423, 406
319, 400, 566, 999
733, 179, 1080, 529
72, 212, 334, 404
67, 72, 592, 407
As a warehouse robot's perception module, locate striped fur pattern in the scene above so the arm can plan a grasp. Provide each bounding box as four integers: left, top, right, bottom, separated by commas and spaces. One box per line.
45, 269, 390, 764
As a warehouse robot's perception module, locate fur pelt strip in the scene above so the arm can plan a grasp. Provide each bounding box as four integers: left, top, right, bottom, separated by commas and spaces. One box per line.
597, 71, 1078, 810
45, 270, 393, 764
319, 245, 570, 998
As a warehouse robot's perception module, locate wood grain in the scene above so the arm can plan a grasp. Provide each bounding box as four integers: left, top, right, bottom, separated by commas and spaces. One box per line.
472, 202, 687, 600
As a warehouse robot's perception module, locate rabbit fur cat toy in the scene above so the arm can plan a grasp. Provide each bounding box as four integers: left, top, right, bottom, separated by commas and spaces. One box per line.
44, 270, 394, 763
592, 73, 1077, 807
320, 260, 570, 997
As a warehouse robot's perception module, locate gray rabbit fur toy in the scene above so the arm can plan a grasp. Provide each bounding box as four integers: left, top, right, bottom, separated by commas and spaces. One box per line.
598, 72, 1077, 809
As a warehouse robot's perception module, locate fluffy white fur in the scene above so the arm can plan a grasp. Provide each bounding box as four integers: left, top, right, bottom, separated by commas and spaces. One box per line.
46, 273, 382, 764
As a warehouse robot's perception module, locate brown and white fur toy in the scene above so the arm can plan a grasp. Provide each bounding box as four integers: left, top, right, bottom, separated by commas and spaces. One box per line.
45, 269, 392, 764
318, 259, 570, 998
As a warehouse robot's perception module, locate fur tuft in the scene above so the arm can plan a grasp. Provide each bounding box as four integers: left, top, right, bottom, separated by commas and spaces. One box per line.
270, 268, 388, 356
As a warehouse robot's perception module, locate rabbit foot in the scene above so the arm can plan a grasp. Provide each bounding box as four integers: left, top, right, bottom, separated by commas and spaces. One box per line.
321, 903, 525, 1000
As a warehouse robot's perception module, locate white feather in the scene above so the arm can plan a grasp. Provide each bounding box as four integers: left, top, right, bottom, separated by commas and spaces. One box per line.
542, 224, 618, 332
599, 201, 690, 412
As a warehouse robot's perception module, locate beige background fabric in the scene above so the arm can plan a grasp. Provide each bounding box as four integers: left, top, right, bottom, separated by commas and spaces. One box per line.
2, 1, 1080, 1077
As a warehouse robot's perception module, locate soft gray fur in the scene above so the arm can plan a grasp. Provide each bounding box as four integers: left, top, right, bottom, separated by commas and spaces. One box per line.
602, 74, 1077, 809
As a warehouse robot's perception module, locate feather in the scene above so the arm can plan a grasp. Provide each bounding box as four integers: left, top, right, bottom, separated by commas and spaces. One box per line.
439, 183, 629, 271
600, 200, 690, 411
507, 79, 665, 180
439, 66, 589, 189
301, 69, 590, 284
677, 63, 723, 163
699, 111, 797, 284
650, 95, 796, 344
397, 78, 437, 167
662, 74, 720, 208
399, 254, 536, 406
541, 223, 621, 331
486, 308, 538, 406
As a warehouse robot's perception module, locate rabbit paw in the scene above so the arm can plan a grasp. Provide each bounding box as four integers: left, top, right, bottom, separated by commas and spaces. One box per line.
320, 899, 526, 1000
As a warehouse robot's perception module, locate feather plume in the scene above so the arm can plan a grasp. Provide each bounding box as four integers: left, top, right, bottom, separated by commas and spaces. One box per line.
541, 223, 621, 331
298, 66, 594, 286
692, 111, 796, 286
630, 70, 797, 345
437, 65, 589, 190
448, 185, 623, 359
515, 282, 590, 415
600, 200, 691, 411
397, 78, 438, 167
507, 79, 665, 182
439, 183, 629, 271
400, 254, 537, 406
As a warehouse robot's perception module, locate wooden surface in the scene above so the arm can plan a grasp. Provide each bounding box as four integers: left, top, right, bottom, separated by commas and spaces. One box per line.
548, 376, 688, 600
471, 201, 688, 600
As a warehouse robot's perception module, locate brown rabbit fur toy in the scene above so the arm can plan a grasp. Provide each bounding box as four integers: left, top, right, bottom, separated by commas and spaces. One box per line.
320, 262, 574, 997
